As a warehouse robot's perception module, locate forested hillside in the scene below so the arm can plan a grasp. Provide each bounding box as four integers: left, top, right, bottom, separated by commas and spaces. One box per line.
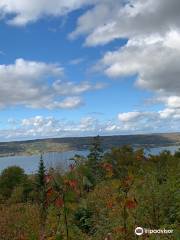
1, 132, 180, 157
0, 137, 179, 239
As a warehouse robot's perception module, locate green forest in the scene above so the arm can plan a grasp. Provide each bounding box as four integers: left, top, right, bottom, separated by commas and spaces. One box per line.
0, 136, 179, 240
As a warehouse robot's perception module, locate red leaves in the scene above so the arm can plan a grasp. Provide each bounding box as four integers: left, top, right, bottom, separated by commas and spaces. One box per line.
66, 179, 78, 189
55, 197, 64, 208
102, 163, 114, 177
46, 188, 64, 208
107, 201, 114, 209
46, 188, 53, 198
102, 163, 113, 172
125, 199, 137, 209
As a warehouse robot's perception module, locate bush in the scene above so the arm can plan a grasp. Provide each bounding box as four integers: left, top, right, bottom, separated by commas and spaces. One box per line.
0, 166, 28, 199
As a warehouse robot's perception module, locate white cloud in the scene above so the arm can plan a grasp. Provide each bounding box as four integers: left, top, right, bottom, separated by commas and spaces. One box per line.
159, 108, 180, 120
71, 0, 180, 46
79, 1, 180, 129
70, 0, 180, 120
165, 96, 180, 109
0, 58, 63, 109
118, 112, 144, 122
98, 31, 180, 106
1, 0, 180, 137
0, 115, 110, 140
69, 1, 120, 41
54, 96, 83, 109
2, 108, 180, 140
0, 58, 104, 109
0, 0, 95, 26
69, 58, 85, 65
118, 111, 157, 131
2, 100, 180, 140
53, 80, 105, 95
118, 109, 180, 132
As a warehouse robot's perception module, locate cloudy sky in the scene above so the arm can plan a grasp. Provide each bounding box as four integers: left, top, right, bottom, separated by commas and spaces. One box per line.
0, 0, 180, 141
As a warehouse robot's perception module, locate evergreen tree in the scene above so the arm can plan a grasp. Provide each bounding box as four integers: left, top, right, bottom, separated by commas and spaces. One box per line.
37, 154, 46, 190
36, 154, 47, 239
87, 135, 104, 184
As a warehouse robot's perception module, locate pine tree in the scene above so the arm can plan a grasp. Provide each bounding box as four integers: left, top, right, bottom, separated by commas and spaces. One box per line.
37, 154, 46, 190
87, 135, 104, 184
36, 154, 47, 239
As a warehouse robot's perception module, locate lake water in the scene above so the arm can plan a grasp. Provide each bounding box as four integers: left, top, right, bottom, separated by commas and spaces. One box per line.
0, 145, 179, 174
0, 150, 89, 174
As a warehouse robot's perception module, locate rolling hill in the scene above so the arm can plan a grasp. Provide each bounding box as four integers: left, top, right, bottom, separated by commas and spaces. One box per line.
1, 132, 180, 157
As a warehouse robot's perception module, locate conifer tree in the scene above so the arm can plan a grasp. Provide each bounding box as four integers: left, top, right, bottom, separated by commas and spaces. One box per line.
37, 154, 47, 239
37, 154, 46, 190
87, 135, 104, 184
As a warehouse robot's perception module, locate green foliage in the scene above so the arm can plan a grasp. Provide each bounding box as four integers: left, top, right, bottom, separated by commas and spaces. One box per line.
0, 143, 179, 240
55, 234, 63, 240
0, 166, 27, 199
10, 185, 25, 203
87, 135, 104, 184
35, 155, 47, 204
74, 207, 95, 235
37, 154, 46, 189
103, 145, 137, 179
35, 155, 48, 238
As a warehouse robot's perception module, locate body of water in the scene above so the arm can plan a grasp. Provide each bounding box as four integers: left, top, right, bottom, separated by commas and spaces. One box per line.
0, 145, 179, 174
0, 150, 89, 174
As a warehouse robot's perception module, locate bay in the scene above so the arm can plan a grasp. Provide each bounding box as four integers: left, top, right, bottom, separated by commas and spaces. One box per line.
0, 145, 179, 174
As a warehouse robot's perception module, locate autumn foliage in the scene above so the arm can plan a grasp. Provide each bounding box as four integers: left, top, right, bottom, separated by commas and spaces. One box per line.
0, 139, 179, 240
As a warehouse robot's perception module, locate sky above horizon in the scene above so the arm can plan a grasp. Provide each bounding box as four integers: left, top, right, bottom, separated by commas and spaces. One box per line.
0, 0, 180, 141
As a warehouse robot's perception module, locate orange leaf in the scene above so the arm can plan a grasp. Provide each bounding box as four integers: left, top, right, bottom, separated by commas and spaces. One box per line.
55, 197, 64, 208
46, 188, 53, 198
125, 200, 137, 209
68, 179, 78, 189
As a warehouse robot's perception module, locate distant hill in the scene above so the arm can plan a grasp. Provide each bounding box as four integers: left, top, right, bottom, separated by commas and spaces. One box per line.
1, 132, 180, 157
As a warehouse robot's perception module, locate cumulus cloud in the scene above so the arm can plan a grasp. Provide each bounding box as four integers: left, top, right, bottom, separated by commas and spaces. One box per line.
0, 0, 95, 26
71, 0, 180, 46
118, 112, 146, 122
81, 1, 180, 130
1, 0, 180, 137
53, 80, 105, 95
0, 58, 103, 109
2, 109, 180, 140
96, 31, 180, 118
118, 109, 180, 132
100, 31, 180, 97
95, 30, 180, 119
164, 96, 180, 109
1, 0, 180, 103
71, 0, 180, 113
54, 96, 83, 109
69, 0, 121, 42
118, 111, 158, 132
0, 115, 114, 140
70, 1, 180, 118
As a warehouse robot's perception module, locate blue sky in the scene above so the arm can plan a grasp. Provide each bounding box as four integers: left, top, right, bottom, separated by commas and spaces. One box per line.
0, 0, 180, 141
